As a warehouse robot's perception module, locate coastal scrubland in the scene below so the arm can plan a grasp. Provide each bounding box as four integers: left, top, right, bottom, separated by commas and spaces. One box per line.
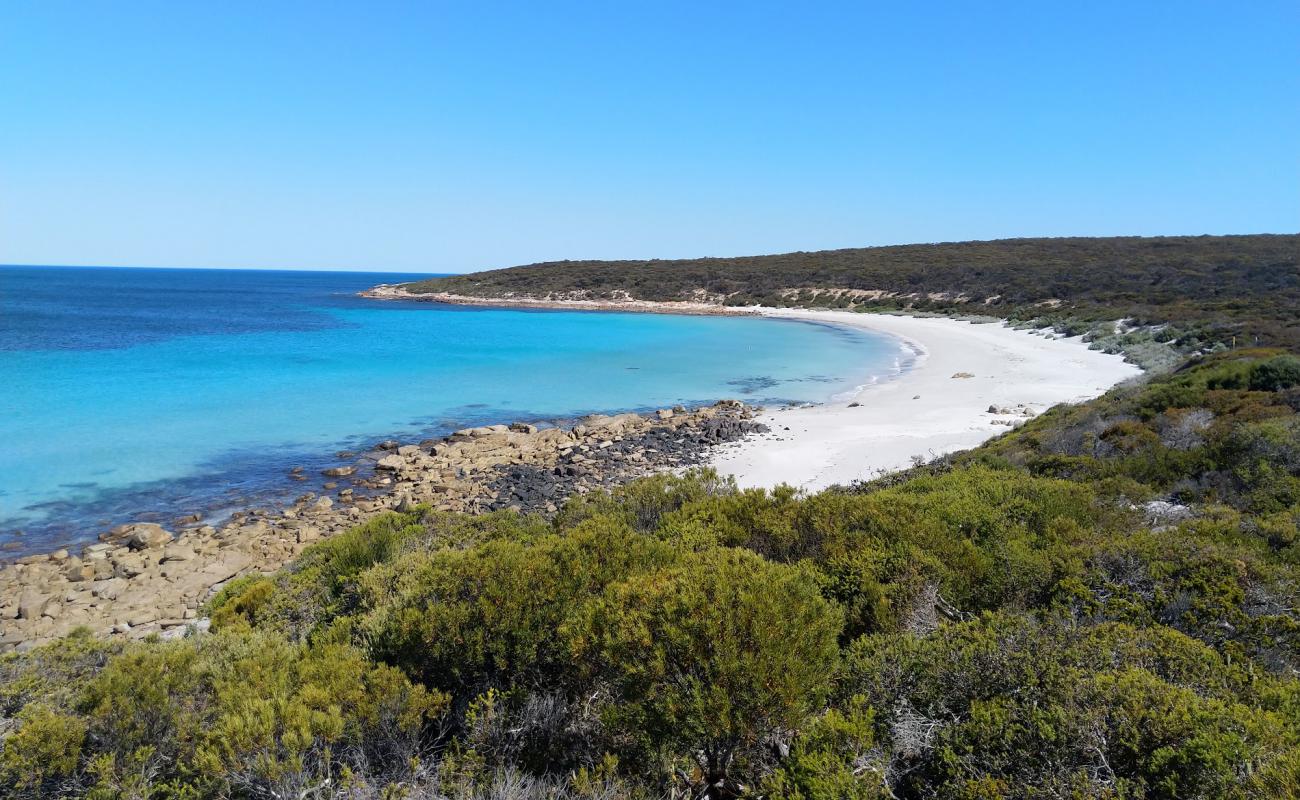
5, 236, 1300, 798
4, 348, 1300, 799
405, 234, 1300, 351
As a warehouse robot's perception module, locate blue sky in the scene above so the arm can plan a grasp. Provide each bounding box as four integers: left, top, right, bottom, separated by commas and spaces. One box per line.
1, 1, 1296, 272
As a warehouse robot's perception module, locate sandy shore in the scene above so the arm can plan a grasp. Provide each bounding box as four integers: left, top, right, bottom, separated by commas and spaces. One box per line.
362, 287, 1145, 490
708, 309, 1143, 491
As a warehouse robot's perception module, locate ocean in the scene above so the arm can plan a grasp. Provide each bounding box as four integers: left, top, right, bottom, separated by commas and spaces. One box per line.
0, 266, 905, 554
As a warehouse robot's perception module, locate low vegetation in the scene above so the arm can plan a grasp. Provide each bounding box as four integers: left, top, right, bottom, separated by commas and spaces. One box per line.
3, 349, 1300, 798
405, 235, 1299, 350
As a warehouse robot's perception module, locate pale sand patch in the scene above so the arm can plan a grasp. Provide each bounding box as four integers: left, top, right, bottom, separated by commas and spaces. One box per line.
709, 309, 1143, 491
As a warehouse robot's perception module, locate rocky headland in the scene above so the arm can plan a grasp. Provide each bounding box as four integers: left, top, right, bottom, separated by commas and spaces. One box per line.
0, 402, 763, 652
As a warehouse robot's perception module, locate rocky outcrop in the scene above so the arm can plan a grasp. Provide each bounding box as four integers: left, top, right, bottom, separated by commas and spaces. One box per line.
0, 402, 764, 652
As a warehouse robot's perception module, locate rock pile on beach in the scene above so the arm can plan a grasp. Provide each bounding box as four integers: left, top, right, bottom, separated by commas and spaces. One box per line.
0, 401, 763, 652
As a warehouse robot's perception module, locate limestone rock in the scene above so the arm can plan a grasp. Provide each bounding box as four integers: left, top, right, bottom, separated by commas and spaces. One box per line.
17, 590, 49, 620
120, 523, 175, 550
161, 544, 196, 562
375, 454, 405, 471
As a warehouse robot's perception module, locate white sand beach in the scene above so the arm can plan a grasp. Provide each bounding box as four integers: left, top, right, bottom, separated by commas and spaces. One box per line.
710, 309, 1144, 491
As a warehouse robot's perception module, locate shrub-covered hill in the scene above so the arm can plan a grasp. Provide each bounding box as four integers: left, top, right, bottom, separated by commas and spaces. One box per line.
405, 234, 1300, 348
3, 350, 1300, 799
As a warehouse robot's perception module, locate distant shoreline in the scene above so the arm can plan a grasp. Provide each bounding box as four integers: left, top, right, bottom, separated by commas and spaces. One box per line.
359, 284, 750, 315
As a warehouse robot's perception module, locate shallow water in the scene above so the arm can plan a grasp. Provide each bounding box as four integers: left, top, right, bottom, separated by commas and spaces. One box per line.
1, 266, 905, 553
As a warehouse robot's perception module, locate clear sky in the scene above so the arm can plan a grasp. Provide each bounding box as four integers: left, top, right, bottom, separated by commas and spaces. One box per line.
2, 1, 1297, 272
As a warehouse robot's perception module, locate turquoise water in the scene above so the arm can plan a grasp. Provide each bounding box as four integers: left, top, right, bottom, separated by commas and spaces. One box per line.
1, 266, 904, 553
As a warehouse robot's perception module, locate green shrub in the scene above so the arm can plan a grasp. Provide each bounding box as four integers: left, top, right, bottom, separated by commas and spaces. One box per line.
567, 548, 842, 794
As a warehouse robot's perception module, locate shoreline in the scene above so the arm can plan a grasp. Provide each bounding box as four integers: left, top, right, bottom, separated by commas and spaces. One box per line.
0, 404, 763, 650
708, 309, 1142, 490
0, 289, 1141, 650
360, 284, 749, 315
363, 287, 1143, 489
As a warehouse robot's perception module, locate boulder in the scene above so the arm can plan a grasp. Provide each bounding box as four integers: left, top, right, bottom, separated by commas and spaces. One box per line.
322, 466, 355, 477
161, 544, 196, 562
112, 554, 148, 579
375, 454, 405, 471
17, 589, 48, 620
118, 523, 174, 550
83, 543, 113, 561
65, 558, 94, 582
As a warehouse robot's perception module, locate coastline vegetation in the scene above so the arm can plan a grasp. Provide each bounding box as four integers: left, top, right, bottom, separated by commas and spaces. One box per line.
405, 234, 1300, 352
4, 348, 1300, 798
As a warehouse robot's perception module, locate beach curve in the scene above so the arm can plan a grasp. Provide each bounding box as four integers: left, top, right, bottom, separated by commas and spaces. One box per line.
708, 308, 1143, 490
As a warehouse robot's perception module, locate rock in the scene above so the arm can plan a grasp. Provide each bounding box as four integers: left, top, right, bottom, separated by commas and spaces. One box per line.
952, 372, 975, 379
312, 496, 334, 512
509, 422, 539, 434
377, 440, 400, 450
322, 466, 355, 477
112, 555, 147, 578
92, 579, 125, 600
49, 548, 70, 561
848, 402, 861, 408
236, 520, 270, 538
161, 545, 196, 562
655, 409, 674, 420
396, 444, 421, 457
17, 589, 48, 620
119, 523, 174, 550
83, 543, 113, 560
375, 454, 405, 471
65, 559, 95, 582
1142, 500, 1194, 528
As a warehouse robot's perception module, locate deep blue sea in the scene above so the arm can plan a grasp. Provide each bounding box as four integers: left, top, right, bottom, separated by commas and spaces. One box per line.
0, 266, 904, 555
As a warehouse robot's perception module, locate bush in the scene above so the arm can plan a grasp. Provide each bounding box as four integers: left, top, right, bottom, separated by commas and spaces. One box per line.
568, 548, 842, 796
1250, 356, 1300, 392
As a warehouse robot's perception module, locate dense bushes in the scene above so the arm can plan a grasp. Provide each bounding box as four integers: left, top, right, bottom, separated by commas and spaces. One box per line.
3, 351, 1300, 798
0, 629, 443, 799
407, 235, 1300, 349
